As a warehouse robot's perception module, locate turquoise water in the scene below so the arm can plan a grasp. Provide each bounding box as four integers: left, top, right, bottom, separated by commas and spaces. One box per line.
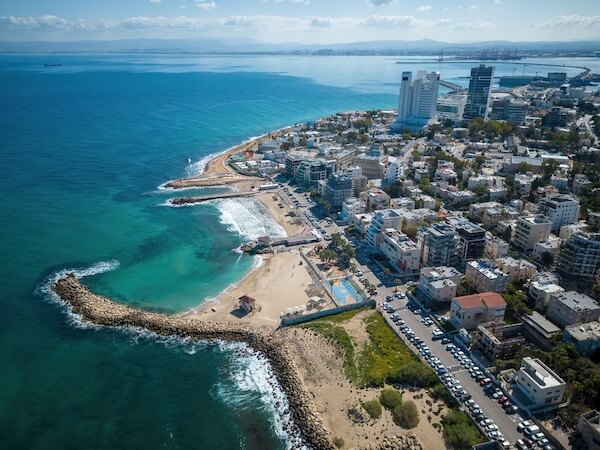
1, 54, 597, 449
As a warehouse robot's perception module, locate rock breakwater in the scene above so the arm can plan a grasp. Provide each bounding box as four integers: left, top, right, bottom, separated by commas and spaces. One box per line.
54, 274, 334, 450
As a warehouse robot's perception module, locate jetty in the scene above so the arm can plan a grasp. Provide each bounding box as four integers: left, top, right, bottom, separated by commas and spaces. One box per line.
170, 190, 257, 205
53, 274, 335, 450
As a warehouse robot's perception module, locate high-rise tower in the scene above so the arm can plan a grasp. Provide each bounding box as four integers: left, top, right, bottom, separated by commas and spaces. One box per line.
464, 64, 495, 120
392, 70, 440, 131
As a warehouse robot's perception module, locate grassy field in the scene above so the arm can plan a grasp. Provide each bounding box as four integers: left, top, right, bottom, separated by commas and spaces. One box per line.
300, 308, 423, 387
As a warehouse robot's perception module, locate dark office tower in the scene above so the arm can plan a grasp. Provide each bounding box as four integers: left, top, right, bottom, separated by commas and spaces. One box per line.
464, 64, 495, 120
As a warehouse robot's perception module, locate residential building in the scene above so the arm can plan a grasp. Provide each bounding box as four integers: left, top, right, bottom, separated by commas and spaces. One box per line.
469, 202, 502, 222
532, 237, 561, 266
495, 257, 537, 284
454, 220, 486, 266
352, 213, 372, 235
294, 158, 335, 187
390, 197, 415, 210
489, 98, 529, 125
520, 311, 562, 351
547, 291, 600, 328
513, 357, 566, 411
537, 194, 580, 232
573, 173, 593, 195
467, 175, 495, 191
380, 229, 421, 275
475, 322, 526, 362
285, 154, 304, 178
322, 173, 353, 208
418, 223, 458, 267
386, 160, 404, 183
464, 64, 495, 120
577, 410, 600, 450
436, 94, 466, 122
465, 260, 510, 293
558, 231, 600, 281
449, 292, 507, 330
446, 190, 476, 208
529, 277, 565, 309
563, 321, 600, 357
513, 215, 552, 252
550, 175, 569, 191
340, 197, 366, 222
392, 70, 440, 131
417, 266, 462, 303
361, 188, 391, 212
366, 209, 403, 249
542, 107, 569, 128
485, 233, 510, 260
353, 153, 388, 179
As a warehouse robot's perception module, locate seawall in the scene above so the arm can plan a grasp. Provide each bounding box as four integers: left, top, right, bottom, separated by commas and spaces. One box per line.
53, 274, 334, 450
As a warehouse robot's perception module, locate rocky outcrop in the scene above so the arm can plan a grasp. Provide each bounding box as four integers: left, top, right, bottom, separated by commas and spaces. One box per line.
53, 274, 334, 450
357, 434, 424, 450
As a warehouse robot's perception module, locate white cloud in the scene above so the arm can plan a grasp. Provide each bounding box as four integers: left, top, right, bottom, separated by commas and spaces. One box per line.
453, 20, 492, 30
367, 0, 396, 6
469, 4, 480, 10
309, 17, 332, 28
416, 5, 432, 13
195, 1, 217, 10
147, 0, 161, 4
362, 15, 449, 28
494, 0, 501, 4
534, 15, 600, 29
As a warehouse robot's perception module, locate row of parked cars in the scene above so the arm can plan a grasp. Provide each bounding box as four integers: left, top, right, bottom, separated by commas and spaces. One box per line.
515, 421, 555, 450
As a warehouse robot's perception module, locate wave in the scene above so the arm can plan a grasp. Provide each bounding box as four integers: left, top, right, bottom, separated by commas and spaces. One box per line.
211, 341, 308, 450
36, 260, 120, 328
210, 197, 287, 241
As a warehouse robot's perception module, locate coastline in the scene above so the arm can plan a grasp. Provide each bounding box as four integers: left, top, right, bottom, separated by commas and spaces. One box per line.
53, 273, 335, 450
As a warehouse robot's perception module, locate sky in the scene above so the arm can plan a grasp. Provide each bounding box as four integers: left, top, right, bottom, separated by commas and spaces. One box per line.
0, 0, 599, 43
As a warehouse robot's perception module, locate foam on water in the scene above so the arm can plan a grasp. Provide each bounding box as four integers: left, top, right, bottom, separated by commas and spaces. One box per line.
212, 341, 308, 450
36, 260, 120, 328
210, 197, 287, 241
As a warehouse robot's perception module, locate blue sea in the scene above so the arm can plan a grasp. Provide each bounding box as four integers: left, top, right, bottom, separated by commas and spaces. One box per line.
1, 54, 598, 449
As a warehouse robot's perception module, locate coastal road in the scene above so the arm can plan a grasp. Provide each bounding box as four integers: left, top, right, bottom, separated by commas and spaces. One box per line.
384, 297, 523, 445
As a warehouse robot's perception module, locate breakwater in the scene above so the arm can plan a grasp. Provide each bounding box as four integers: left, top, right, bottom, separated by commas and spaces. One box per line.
53, 274, 334, 450
170, 190, 257, 205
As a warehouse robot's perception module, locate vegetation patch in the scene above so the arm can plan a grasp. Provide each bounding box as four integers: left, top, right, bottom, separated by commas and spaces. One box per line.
361, 399, 382, 420
379, 387, 403, 410
392, 400, 420, 429
441, 410, 483, 450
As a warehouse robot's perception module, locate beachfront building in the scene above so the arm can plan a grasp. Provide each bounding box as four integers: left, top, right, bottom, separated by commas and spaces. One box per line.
449, 292, 507, 330
366, 209, 403, 249
391, 71, 440, 132
513, 357, 566, 411
465, 260, 510, 293
537, 194, 580, 233
322, 173, 353, 208
558, 231, 600, 282
547, 291, 600, 328
379, 229, 421, 276
294, 159, 335, 187
417, 266, 462, 303
513, 215, 552, 252
464, 65, 495, 121
418, 223, 458, 267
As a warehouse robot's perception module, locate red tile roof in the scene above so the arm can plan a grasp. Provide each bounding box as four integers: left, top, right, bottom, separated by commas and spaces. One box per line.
454, 292, 506, 309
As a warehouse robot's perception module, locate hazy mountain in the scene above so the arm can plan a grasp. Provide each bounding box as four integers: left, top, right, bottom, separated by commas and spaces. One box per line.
0, 37, 598, 54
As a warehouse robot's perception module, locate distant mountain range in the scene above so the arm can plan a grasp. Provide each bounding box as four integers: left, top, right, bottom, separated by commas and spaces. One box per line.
1, 38, 599, 54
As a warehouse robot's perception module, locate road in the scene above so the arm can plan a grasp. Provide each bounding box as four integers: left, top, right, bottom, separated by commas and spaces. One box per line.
381, 296, 524, 445
579, 114, 598, 146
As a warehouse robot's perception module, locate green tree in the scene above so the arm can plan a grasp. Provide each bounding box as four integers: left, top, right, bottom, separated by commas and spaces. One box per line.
393, 400, 420, 429
379, 388, 402, 410
319, 248, 337, 263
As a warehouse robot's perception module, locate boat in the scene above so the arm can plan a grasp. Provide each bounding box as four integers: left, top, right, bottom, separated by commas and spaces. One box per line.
44, 64, 62, 67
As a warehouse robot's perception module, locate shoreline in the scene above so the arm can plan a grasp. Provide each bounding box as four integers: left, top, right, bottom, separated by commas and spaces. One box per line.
53, 273, 335, 450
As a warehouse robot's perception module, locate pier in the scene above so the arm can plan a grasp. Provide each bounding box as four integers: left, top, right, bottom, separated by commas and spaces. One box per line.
170, 190, 257, 205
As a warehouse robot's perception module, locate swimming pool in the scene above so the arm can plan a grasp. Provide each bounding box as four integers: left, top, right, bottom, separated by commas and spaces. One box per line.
329, 278, 363, 305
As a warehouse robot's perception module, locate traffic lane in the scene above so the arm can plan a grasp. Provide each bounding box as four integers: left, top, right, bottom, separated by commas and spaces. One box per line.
392, 306, 522, 444
454, 371, 522, 443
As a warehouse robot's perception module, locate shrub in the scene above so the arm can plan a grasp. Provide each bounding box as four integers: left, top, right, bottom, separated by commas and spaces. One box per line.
391, 361, 438, 387
333, 436, 345, 448
393, 400, 420, 429
379, 388, 403, 410
362, 399, 382, 419
441, 410, 483, 450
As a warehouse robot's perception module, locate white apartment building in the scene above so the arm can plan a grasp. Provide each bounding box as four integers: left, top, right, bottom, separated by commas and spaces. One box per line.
495, 257, 537, 284
386, 160, 404, 184
380, 229, 421, 274
465, 260, 510, 293
513, 357, 566, 411
436, 94, 466, 122
417, 266, 462, 303
341, 198, 366, 222
537, 194, 580, 233
392, 71, 440, 131
485, 233, 510, 260
547, 291, 600, 328
529, 278, 565, 309
513, 215, 552, 252
366, 209, 403, 249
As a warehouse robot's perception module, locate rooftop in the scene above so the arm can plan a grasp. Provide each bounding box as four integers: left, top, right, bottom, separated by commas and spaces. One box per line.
553, 291, 600, 312
565, 321, 600, 341
520, 357, 565, 388
454, 292, 506, 310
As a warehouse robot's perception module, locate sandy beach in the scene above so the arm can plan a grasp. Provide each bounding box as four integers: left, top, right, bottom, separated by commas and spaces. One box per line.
284, 322, 447, 450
